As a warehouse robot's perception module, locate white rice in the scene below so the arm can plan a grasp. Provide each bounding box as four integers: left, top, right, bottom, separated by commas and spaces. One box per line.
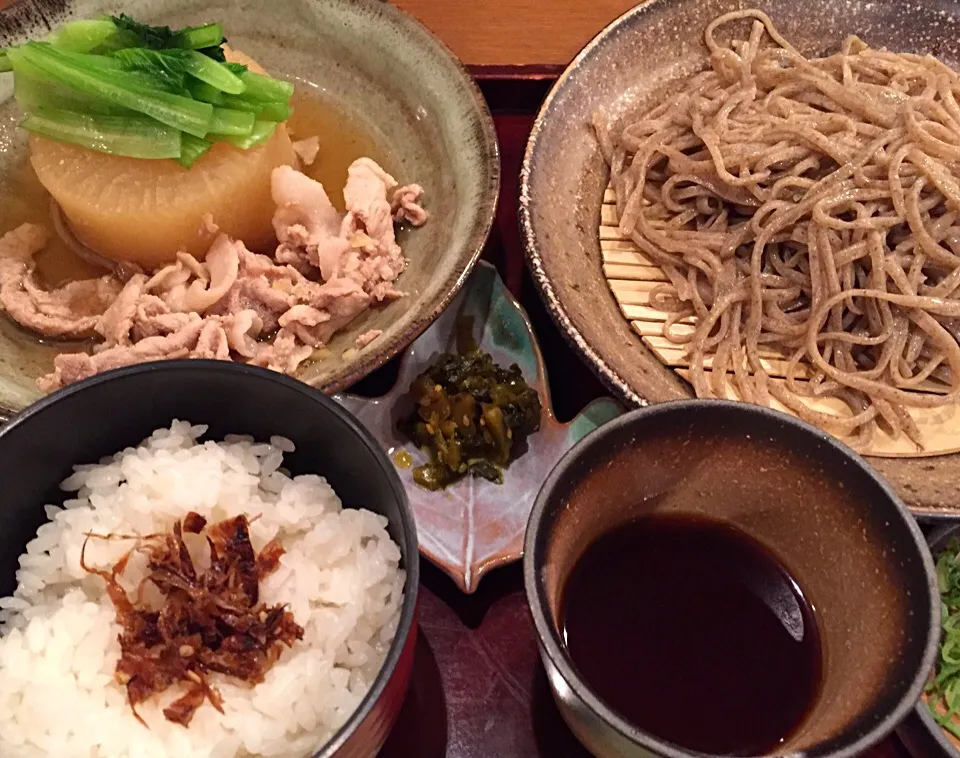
0, 421, 405, 758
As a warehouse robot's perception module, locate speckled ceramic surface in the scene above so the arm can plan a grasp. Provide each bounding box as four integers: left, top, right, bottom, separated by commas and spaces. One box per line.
525, 401, 939, 758
0, 0, 499, 414
519, 0, 960, 516
334, 261, 623, 593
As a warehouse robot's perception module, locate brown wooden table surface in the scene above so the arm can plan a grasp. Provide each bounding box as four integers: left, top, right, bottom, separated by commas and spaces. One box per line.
390, 0, 637, 68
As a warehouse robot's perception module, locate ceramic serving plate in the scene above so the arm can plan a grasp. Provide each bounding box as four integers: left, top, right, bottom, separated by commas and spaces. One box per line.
519, 0, 960, 517
0, 0, 499, 415
335, 261, 623, 593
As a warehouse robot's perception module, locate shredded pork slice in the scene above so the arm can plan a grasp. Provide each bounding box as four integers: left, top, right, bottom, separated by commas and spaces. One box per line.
199, 212, 219, 237
25, 159, 426, 391
0, 223, 120, 338
182, 235, 240, 313
130, 295, 198, 341
0, 223, 49, 261
40, 311, 263, 392
271, 165, 341, 246
343, 158, 399, 248
355, 329, 382, 349
292, 136, 320, 167
208, 243, 299, 333
392, 184, 429, 226
251, 327, 314, 374
95, 274, 148, 345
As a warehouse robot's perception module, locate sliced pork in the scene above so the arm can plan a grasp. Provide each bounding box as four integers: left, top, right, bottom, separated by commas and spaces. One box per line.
0, 223, 120, 339
19, 158, 426, 392
292, 136, 320, 167
392, 185, 429, 227
355, 329, 382, 349
343, 158, 399, 249
40, 311, 264, 392
271, 165, 341, 246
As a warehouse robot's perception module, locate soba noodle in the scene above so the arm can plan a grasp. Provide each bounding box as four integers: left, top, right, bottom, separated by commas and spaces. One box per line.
596, 9, 960, 448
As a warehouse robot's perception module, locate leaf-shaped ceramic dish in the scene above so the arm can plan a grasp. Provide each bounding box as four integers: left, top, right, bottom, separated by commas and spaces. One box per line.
335, 261, 622, 593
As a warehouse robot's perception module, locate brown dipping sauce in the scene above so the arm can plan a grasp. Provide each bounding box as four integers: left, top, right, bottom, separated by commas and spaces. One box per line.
560, 514, 822, 756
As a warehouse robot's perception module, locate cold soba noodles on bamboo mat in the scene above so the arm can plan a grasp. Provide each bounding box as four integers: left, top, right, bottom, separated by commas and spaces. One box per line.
596, 9, 960, 453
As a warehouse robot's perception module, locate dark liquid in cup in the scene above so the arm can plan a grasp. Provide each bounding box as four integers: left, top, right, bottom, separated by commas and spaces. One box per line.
560, 514, 822, 756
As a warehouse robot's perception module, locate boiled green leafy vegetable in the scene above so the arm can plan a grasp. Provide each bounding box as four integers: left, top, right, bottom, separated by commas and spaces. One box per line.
0, 15, 293, 164
927, 538, 960, 738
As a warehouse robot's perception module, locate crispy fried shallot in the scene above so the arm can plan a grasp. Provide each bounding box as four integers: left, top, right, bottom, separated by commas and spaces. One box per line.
82, 513, 303, 728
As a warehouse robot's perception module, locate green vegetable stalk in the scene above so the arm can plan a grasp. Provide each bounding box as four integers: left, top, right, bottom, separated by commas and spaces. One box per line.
0, 15, 294, 164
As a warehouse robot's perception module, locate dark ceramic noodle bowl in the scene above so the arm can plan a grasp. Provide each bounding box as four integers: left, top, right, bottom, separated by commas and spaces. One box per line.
519, 0, 960, 514
0, 360, 420, 758
524, 400, 939, 758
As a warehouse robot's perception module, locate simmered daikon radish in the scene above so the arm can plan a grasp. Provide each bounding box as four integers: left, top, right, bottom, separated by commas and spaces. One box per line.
30, 125, 296, 267
25, 45, 296, 267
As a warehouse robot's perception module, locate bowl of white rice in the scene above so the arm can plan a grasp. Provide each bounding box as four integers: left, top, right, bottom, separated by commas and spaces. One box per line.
0, 359, 419, 758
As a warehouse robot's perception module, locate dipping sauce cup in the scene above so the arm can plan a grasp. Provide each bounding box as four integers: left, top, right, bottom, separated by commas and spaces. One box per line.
524, 400, 938, 758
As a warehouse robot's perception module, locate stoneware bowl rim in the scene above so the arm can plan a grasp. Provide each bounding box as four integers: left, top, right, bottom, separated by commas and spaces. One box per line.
312, 0, 501, 394
0, 358, 420, 758
519, 0, 653, 408
523, 398, 940, 758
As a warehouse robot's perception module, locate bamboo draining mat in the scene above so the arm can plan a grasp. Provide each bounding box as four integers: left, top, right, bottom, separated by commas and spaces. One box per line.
600, 186, 959, 458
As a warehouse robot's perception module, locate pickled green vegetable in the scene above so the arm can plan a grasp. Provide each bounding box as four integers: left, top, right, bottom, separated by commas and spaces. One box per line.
399, 328, 541, 491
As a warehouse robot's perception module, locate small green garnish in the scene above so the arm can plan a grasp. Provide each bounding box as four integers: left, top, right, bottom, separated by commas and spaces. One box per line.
927, 538, 960, 738
0, 15, 292, 164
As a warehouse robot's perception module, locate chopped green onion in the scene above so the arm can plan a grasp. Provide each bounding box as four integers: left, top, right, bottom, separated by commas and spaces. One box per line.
927, 538, 960, 733
177, 133, 211, 167
20, 42, 213, 137
206, 107, 255, 136
21, 107, 182, 158
46, 19, 117, 53
218, 120, 276, 149
183, 50, 245, 95
238, 70, 293, 103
